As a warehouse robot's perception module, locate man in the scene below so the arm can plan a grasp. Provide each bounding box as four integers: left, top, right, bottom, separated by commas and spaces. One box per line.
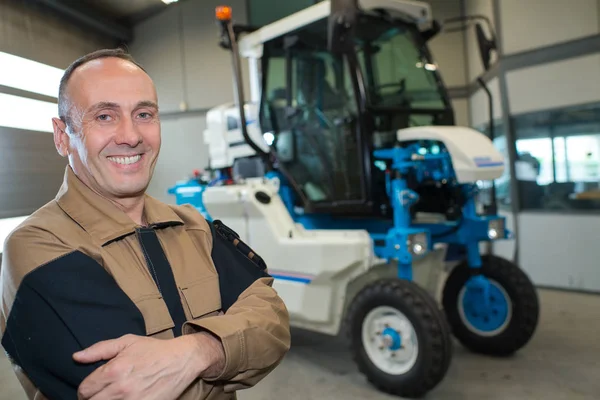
0, 48, 291, 400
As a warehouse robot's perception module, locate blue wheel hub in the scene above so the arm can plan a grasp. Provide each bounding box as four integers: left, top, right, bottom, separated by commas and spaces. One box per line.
460, 276, 510, 334
382, 327, 402, 351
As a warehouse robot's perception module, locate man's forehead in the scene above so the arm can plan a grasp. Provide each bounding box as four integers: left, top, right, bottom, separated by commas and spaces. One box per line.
66, 57, 156, 105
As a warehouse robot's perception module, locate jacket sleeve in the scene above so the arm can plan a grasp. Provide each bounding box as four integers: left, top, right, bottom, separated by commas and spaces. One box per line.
1, 227, 148, 400
182, 220, 291, 392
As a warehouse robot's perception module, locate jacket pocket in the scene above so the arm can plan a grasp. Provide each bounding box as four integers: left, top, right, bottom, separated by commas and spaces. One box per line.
134, 294, 176, 335
180, 275, 222, 319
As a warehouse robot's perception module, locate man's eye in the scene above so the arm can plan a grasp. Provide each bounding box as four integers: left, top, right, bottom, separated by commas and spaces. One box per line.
138, 112, 152, 119
97, 114, 111, 121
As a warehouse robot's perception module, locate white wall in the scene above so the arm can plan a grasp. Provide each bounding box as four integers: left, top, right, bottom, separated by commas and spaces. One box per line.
507, 53, 600, 115
426, 0, 468, 88
451, 98, 469, 127
469, 76, 502, 127
518, 212, 600, 292
129, 0, 248, 203
464, 0, 497, 83
499, 0, 599, 55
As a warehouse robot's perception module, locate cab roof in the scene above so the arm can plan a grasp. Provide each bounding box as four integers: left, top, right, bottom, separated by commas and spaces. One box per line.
239, 0, 432, 58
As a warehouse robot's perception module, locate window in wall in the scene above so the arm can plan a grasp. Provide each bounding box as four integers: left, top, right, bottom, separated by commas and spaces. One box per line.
0, 51, 63, 98
0, 51, 60, 133
513, 102, 600, 212
0, 93, 56, 133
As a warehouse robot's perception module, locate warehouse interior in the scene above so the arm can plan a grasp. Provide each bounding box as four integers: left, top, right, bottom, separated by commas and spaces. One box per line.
1, 0, 600, 399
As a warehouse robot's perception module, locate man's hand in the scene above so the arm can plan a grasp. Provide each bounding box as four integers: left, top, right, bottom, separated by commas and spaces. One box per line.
73, 332, 226, 400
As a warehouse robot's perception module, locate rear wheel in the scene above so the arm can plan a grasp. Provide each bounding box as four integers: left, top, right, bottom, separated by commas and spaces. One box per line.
442, 255, 539, 356
345, 278, 452, 398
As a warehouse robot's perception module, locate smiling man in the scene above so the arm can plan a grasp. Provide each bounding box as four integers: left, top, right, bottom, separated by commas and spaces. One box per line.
0, 49, 290, 400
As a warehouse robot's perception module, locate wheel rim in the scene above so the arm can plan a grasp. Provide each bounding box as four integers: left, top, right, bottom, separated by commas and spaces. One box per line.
361, 306, 419, 375
458, 278, 512, 337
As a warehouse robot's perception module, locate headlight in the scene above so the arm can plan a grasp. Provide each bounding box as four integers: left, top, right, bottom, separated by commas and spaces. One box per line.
487, 218, 505, 240
407, 232, 428, 256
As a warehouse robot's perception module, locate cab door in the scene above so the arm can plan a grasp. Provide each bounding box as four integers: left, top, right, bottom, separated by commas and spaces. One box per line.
259, 40, 368, 214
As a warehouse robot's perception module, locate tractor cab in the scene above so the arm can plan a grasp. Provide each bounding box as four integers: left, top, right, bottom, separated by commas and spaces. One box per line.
252, 2, 454, 218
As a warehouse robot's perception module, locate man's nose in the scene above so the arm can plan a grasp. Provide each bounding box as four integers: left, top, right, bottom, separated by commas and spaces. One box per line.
115, 116, 142, 147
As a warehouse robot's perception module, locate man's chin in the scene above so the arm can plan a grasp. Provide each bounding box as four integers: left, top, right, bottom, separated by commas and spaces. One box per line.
110, 181, 150, 199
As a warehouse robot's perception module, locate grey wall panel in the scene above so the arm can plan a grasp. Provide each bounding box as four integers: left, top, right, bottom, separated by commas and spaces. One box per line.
181, 0, 249, 110
0, 0, 115, 68
0, 127, 66, 218
499, 0, 599, 55
146, 115, 208, 204
129, 0, 249, 112
128, 5, 186, 113
506, 53, 600, 115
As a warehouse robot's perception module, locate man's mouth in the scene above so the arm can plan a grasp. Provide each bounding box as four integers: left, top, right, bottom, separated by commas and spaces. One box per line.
107, 154, 143, 165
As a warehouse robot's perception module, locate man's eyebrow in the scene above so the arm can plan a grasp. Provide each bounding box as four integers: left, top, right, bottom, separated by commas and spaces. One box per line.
135, 101, 159, 110
87, 102, 120, 113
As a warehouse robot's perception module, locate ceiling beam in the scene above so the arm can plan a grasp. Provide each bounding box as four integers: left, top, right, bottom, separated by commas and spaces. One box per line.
28, 0, 133, 42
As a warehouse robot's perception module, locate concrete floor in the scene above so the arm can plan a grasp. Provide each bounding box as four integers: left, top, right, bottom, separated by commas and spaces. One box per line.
1, 288, 599, 400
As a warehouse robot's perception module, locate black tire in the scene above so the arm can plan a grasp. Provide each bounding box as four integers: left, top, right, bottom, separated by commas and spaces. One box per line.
442, 254, 539, 356
345, 278, 453, 398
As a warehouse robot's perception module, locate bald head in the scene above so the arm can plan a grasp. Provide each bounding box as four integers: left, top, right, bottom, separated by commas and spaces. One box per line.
58, 48, 148, 131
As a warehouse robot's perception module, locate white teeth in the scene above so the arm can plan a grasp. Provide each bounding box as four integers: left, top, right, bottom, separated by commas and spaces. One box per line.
108, 155, 142, 165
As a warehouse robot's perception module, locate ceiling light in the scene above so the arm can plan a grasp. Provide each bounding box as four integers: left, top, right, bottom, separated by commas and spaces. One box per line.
162, 0, 179, 4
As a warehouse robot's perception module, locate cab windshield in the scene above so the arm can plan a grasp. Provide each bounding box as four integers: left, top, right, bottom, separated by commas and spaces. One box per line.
354, 15, 450, 112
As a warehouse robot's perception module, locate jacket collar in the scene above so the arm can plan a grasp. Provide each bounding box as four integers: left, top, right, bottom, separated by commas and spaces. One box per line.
55, 166, 183, 246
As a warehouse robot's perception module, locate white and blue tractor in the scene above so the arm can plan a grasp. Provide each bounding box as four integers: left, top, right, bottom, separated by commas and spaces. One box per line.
169, 1, 540, 397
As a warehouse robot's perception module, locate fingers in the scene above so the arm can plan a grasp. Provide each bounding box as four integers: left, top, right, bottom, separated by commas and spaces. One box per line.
74, 334, 137, 364
86, 382, 134, 400
77, 360, 134, 400
75, 335, 142, 399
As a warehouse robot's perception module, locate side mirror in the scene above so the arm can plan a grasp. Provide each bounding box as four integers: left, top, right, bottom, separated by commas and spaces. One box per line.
475, 22, 496, 71
328, 0, 359, 53
421, 20, 442, 42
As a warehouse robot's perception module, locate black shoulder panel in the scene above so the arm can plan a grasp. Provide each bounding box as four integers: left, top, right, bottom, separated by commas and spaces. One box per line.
209, 220, 270, 312
212, 220, 268, 271
1, 251, 146, 400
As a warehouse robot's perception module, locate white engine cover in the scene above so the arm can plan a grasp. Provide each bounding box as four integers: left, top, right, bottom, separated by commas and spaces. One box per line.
397, 125, 505, 183
202, 178, 374, 335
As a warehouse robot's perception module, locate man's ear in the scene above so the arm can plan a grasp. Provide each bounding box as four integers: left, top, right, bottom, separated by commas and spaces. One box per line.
52, 117, 70, 157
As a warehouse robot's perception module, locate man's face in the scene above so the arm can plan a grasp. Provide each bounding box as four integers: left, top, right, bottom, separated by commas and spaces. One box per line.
53, 57, 161, 200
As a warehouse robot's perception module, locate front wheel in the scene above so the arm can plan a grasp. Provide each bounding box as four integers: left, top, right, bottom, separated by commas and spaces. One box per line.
442, 255, 539, 356
345, 279, 453, 398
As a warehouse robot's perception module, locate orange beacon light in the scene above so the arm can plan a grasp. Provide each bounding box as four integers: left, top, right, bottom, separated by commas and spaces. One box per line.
216, 6, 232, 21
